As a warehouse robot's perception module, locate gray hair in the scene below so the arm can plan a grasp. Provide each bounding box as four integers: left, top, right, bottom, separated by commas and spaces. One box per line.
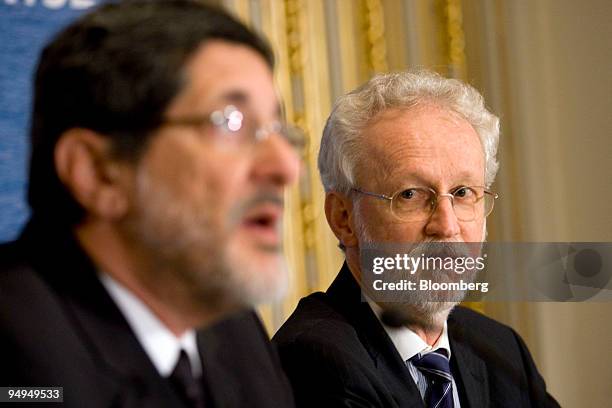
318, 70, 500, 193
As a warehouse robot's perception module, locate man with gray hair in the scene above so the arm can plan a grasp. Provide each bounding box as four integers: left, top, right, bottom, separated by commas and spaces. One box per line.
273, 70, 558, 407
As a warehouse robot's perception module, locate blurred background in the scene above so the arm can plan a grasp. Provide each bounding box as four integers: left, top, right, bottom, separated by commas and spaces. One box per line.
1, 1, 610, 406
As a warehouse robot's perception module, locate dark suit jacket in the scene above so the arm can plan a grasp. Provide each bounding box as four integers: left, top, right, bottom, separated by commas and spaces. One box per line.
273, 264, 560, 407
0, 220, 295, 408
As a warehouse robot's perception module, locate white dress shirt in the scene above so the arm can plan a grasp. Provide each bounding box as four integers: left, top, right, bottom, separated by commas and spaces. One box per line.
100, 273, 202, 378
368, 302, 461, 407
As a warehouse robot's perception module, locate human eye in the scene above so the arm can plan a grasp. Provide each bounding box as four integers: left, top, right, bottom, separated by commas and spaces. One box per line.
393, 188, 431, 216
224, 108, 244, 132
397, 188, 430, 203
398, 188, 418, 200
453, 186, 477, 201
207, 106, 259, 147
210, 106, 244, 133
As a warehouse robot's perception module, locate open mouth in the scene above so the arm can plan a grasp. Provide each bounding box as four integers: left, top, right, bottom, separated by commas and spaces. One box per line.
245, 214, 277, 228
241, 205, 283, 247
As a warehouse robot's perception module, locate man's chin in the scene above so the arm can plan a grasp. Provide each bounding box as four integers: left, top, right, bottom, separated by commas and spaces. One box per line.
226, 243, 288, 305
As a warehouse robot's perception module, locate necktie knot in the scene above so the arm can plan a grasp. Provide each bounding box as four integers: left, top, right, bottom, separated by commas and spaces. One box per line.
409, 349, 454, 408
410, 349, 452, 383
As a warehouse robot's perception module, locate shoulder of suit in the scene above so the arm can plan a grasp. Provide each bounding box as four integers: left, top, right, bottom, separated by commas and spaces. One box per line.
0, 240, 44, 292
0, 240, 27, 270
273, 291, 358, 347
450, 305, 521, 343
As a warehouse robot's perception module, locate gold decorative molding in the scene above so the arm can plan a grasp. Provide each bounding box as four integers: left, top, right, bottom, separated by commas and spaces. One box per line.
288, 0, 341, 296
362, 0, 388, 74
443, 0, 467, 80
260, 0, 341, 332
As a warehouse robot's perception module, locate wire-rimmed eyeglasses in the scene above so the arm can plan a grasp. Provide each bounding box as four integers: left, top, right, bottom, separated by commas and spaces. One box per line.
162, 104, 306, 152
352, 186, 498, 222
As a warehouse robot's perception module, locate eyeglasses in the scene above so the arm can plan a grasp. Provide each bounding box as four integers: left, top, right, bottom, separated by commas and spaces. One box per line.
162, 105, 306, 152
352, 186, 498, 222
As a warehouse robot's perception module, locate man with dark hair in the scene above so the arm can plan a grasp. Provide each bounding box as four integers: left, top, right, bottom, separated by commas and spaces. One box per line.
0, 1, 299, 407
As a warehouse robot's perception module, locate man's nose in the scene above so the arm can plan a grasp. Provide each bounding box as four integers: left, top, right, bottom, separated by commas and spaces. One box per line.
252, 134, 301, 187
424, 195, 461, 238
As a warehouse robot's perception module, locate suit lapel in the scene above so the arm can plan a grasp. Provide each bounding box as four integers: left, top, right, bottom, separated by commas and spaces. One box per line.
448, 312, 489, 408
66, 285, 187, 407
25, 222, 189, 408
197, 310, 295, 408
327, 264, 426, 408
197, 324, 241, 408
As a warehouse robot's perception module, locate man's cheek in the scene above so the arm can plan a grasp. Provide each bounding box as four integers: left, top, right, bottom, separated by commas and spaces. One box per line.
463, 222, 485, 242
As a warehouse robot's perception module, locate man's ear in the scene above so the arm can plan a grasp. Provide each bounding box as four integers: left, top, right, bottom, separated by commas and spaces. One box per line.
325, 191, 358, 248
54, 128, 132, 221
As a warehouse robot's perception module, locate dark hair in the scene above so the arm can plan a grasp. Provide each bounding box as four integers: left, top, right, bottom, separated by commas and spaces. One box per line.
27, 0, 274, 226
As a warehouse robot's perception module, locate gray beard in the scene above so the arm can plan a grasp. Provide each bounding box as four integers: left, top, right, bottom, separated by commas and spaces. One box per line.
355, 215, 481, 330
119, 162, 288, 318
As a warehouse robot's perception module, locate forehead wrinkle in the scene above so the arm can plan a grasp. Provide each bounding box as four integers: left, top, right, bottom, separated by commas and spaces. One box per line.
383, 139, 432, 182
361, 108, 484, 191
359, 126, 416, 189
354, 148, 409, 196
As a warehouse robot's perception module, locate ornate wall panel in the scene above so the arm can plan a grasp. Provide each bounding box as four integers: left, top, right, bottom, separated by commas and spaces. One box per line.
221, 0, 483, 332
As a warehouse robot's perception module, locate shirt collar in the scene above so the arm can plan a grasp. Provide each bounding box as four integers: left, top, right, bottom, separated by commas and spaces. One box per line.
100, 273, 202, 377
368, 301, 451, 362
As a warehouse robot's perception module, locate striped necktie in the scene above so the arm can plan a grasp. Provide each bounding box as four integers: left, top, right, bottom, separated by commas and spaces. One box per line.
410, 349, 454, 408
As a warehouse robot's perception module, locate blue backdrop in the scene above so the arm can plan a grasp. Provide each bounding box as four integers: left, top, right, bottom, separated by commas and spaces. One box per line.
0, 0, 101, 242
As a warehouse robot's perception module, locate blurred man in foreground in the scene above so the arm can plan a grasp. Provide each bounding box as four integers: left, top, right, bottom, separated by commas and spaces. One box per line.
0, 1, 300, 407
274, 71, 559, 407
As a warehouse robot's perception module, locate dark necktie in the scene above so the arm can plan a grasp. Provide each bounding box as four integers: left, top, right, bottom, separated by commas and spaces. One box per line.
169, 350, 206, 408
410, 349, 454, 408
